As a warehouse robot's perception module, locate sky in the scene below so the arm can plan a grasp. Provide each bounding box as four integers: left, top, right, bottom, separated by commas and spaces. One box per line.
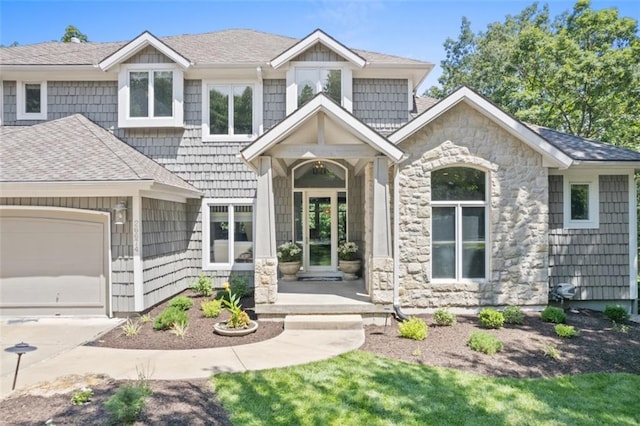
1, 0, 638, 92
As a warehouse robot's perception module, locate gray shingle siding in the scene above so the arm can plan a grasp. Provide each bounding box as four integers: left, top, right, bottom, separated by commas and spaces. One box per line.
124, 46, 173, 64
292, 43, 346, 62
353, 79, 409, 134
549, 175, 630, 299
263, 79, 286, 130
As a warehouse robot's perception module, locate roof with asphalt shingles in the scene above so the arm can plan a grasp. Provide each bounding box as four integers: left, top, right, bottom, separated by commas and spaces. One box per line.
0, 29, 431, 66
0, 114, 200, 192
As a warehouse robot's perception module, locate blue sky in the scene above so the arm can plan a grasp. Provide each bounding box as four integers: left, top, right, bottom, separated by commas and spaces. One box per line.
1, 0, 638, 91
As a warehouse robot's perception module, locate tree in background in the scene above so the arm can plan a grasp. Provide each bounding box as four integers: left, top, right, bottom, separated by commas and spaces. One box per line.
427, 0, 639, 149
61, 25, 88, 43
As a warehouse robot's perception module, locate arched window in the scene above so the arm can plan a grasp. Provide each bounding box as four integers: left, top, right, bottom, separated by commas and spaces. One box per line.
431, 167, 487, 280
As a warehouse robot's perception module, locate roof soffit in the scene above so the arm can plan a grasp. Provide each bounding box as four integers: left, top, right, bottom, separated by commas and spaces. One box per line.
99, 31, 192, 71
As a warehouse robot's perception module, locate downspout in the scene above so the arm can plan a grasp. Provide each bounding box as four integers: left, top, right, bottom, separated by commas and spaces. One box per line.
393, 164, 409, 321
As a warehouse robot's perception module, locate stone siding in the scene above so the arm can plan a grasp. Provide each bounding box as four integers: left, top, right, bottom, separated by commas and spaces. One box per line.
396, 102, 549, 307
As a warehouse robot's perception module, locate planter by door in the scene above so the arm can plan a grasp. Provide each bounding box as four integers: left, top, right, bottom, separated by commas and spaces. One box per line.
339, 260, 361, 280
279, 261, 301, 281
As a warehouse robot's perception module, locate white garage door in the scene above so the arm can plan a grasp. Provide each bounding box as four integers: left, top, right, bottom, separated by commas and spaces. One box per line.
0, 208, 109, 316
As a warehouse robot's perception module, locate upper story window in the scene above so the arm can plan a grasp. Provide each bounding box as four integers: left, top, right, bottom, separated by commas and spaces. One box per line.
286, 62, 352, 114
118, 64, 183, 128
431, 167, 487, 281
202, 81, 262, 142
563, 172, 599, 229
17, 81, 47, 120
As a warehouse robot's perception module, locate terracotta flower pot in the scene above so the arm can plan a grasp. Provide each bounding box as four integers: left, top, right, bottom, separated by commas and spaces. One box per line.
279, 261, 301, 281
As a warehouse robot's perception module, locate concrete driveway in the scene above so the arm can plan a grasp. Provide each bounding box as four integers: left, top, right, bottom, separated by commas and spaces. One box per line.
0, 316, 122, 396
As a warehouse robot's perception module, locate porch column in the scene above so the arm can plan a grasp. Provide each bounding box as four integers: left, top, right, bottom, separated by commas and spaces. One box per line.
370, 156, 394, 303
253, 156, 278, 303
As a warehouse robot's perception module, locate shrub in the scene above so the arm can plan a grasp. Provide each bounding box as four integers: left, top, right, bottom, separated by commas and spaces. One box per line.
433, 308, 456, 326
468, 331, 503, 355
543, 345, 561, 360
201, 299, 223, 318
104, 382, 152, 425
169, 321, 189, 338
398, 317, 428, 341
503, 305, 525, 325
71, 387, 93, 405
604, 305, 630, 323
139, 314, 152, 324
153, 307, 188, 331
541, 306, 566, 323
190, 274, 213, 297
555, 324, 580, 338
612, 321, 629, 333
478, 308, 504, 329
217, 274, 251, 301
121, 319, 142, 337
168, 296, 193, 311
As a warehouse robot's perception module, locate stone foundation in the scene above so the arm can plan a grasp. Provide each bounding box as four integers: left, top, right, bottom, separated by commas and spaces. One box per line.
254, 257, 278, 304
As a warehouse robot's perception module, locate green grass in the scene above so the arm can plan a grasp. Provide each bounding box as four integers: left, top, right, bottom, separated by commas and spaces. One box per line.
212, 351, 640, 426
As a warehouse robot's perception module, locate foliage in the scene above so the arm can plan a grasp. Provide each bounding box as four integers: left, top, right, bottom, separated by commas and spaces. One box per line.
153, 307, 188, 331
555, 324, 580, 338
169, 321, 189, 338
71, 387, 93, 405
298, 84, 315, 106
478, 308, 505, 329
190, 274, 213, 297
277, 242, 302, 262
543, 345, 561, 360
612, 321, 629, 334
503, 305, 525, 325
121, 319, 142, 337
201, 299, 223, 318
337, 241, 359, 261
220, 282, 251, 328
139, 314, 152, 324
216, 274, 251, 301
167, 296, 193, 311
604, 305, 630, 323
426, 0, 640, 149
468, 331, 503, 355
60, 25, 88, 43
433, 308, 457, 326
398, 317, 428, 341
541, 306, 567, 323
104, 381, 151, 425
213, 351, 640, 425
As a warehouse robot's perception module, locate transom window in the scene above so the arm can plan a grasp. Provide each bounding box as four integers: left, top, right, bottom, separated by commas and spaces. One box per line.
563, 173, 599, 229
202, 199, 254, 270
17, 81, 47, 120
431, 167, 487, 280
296, 68, 341, 106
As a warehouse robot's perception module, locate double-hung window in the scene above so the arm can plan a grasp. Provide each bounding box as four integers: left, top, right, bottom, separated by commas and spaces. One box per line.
431, 167, 487, 280
202, 199, 254, 270
17, 81, 47, 120
202, 81, 261, 141
118, 64, 183, 128
563, 172, 599, 229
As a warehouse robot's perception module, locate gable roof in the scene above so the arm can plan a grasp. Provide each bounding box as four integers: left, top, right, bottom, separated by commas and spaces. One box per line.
270, 29, 366, 69
0, 114, 201, 198
390, 86, 574, 169
99, 31, 191, 70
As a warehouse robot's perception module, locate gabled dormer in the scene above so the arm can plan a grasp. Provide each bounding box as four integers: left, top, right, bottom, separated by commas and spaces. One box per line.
270, 29, 367, 115
99, 31, 192, 128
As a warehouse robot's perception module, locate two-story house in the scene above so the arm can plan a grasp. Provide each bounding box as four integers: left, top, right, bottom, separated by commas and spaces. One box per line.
1, 29, 638, 317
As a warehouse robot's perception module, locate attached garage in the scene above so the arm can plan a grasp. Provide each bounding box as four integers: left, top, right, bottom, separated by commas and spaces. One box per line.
0, 207, 110, 316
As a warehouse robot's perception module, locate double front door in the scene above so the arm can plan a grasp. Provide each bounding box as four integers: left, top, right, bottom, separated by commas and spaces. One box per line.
294, 191, 347, 272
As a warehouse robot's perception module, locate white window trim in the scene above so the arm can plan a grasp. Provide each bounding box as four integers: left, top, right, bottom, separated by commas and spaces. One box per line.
117, 63, 184, 128
286, 61, 353, 114
563, 172, 599, 229
202, 198, 255, 271
16, 80, 47, 120
201, 80, 263, 142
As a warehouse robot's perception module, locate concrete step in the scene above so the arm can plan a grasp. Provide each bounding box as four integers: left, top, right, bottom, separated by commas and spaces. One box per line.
284, 314, 363, 330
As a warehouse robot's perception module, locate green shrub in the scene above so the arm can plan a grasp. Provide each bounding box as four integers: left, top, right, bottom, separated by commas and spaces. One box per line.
478, 308, 504, 329
71, 387, 93, 405
217, 274, 252, 301
201, 299, 223, 318
541, 306, 566, 323
433, 308, 456, 326
168, 296, 193, 311
398, 317, 428, 341
104, 383, 152, 425
604, 305, 630, 323
153, 307, 188, 331
612, 321, 629, 333
543, 345, 561, 360
121, 319, 142, 337
468, 331, 503, 355
555, 324, 580, 338
190, 274, 213, 297
503, 305, 525, 325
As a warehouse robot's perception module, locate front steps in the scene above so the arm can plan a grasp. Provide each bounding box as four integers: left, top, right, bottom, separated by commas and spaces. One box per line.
284, 314, 363, 330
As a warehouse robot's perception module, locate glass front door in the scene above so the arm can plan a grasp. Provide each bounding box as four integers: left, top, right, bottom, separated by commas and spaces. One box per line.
308, 196, 332, 268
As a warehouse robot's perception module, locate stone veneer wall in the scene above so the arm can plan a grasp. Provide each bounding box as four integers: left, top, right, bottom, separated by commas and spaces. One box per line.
396, 103, 549, 307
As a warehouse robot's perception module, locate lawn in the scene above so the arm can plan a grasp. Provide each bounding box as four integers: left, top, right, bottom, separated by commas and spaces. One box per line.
212, 351, 640, 426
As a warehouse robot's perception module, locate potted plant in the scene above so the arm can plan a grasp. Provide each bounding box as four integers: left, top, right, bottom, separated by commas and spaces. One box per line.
213, 282, 258, 336
277, 242, 302, 280
338, 241, 360, 280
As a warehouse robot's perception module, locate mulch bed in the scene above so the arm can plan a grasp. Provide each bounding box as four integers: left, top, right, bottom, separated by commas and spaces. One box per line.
2, 306, 638, 424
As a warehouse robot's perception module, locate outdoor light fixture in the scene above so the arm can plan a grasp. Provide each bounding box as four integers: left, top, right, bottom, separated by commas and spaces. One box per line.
312, 160, 327, 175
113, 201, 127, 225
5, 342, 37, 390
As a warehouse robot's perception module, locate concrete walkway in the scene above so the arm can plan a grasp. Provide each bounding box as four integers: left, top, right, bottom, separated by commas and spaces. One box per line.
1, 318, 364, 399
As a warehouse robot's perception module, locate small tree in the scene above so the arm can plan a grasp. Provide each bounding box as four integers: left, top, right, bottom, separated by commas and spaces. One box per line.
61, 25, 88, 43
